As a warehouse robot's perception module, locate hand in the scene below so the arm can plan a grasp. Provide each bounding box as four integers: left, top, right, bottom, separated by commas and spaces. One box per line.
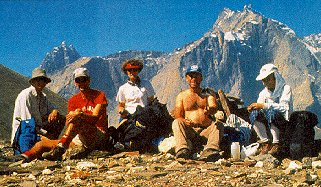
48, 109, 59, 123
247, 103, 264, 112
119, 109, 129, 118
204, 108, 210, 116
184, 118, 195, 126
66, 109, 82, 124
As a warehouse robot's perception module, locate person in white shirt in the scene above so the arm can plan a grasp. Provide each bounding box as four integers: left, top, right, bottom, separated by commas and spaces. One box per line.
11, 67, 65, 145
116, 59, 155, 120
247, 64, 293, 155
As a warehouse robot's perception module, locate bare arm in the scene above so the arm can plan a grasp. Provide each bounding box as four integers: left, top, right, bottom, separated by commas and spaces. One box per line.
204, 95, 218, 116
247, 103, 264, 112
174, 93, 193, 126
118, 102, 128, 118
174, 94, 184, 120
48, 109, 59, 123
66, 104, 106, 124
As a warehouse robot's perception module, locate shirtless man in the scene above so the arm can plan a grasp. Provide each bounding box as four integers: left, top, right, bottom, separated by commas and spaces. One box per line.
172, 65, 224, 161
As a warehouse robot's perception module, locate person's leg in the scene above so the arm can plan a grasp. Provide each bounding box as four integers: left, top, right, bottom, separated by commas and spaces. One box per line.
200, 121, 224, 151
58, 122, 81, 148
42, 121, 83, 161
44, 115, 66, 140
70, 128, 109, 159
78, 126, 108, 150
23, 136, 59, 161
43, 119, 106, 161
172, 119, 198, 158
252, 121, 269, 143
270, 124, 280, 144
268, 111, 285, 154
250, 110, 271, 154
198, 121, 224, 162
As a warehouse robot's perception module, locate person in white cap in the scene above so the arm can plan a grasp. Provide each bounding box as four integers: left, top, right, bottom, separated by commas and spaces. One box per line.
172, 64, 224, 162
11, 67, 65, 145
41, 67, 110, 161
247, 63, 293, 155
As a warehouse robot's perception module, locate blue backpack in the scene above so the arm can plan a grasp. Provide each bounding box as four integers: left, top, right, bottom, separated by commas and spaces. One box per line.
12, 117, 40, 155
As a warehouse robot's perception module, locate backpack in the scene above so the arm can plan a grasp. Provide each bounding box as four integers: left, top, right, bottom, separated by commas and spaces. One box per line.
286, 111, 318, 160
113, 99, 173, 152
12, 117, 40, 155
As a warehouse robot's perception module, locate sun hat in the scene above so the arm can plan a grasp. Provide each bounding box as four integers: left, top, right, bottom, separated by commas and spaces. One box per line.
74, 67, 90, 79
256, 64, 278, 81
29, 67, 51, 84
122, 59, 143, 74
186, 64, 202, 76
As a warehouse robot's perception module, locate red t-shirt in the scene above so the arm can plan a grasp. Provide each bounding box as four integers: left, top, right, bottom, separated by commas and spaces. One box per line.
68, 89, 108, 132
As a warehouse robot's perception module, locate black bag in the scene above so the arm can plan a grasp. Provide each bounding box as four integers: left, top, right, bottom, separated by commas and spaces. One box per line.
114, 99, 173, 152
287, 111, 318, 160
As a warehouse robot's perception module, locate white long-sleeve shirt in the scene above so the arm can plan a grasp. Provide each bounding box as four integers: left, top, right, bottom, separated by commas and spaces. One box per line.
257, 72, 293, 120
11, 86, 56, 144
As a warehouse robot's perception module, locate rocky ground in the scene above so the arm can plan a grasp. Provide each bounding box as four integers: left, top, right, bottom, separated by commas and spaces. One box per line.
1, 140, 321, 187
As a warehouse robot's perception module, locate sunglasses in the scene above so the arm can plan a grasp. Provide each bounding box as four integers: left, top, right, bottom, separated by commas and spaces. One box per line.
127, 69, 139, 72
75, 77, 89, 83
33, 77, 47, 82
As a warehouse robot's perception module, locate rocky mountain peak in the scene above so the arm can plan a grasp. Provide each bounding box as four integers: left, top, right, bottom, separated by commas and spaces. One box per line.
37, 7, 321, 126
40, 41, 81, 74
303, 33, 321, 50
303, 33, 321, 63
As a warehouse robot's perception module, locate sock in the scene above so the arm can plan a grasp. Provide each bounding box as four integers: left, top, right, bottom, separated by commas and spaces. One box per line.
59, 134, 73, 148
21, 152, 31, 158
270, 124, 280, 144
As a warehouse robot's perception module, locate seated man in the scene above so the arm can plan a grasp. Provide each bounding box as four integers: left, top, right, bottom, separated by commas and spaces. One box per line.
11, 67, 65, 153
172, 64, 224, 162
15, 67, 110, 162
248, 64, 293, 155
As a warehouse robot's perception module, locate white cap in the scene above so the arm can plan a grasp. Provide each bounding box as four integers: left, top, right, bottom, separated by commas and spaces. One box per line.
256, 64, 278, 81
74, 67, 90, 79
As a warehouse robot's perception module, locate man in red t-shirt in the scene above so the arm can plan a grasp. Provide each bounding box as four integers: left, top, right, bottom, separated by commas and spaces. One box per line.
42, 67, 109, 160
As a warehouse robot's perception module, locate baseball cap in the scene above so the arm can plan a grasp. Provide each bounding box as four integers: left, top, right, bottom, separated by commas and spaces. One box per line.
186, 65, 202, 76
74, 67, 90, 79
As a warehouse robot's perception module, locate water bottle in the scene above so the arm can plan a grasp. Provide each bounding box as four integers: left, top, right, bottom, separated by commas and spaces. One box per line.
231, 142, 240, 161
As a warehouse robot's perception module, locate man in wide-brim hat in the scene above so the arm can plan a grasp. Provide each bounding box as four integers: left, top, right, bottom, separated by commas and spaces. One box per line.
10, 67, 65, 160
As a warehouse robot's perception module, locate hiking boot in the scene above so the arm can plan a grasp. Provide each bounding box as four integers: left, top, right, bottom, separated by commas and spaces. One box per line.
42, 146, 65, 161
70, 147, 92, 160
268, 143, 280, 155
198, 148, 221, 162
259, 142, 271, 155
176, 148, 191, 159
8, 154, 29, 163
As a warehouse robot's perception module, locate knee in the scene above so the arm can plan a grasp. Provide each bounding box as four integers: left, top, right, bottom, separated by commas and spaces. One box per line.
172, 119, 184, 131
215, 121, 224, 131
250, 110, 267, 124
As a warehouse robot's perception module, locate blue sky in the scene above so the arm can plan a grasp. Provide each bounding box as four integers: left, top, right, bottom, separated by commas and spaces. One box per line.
1, 0, 321, 76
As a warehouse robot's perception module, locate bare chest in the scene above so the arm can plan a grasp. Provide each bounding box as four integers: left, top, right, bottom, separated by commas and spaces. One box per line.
183, 94, 207, 111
